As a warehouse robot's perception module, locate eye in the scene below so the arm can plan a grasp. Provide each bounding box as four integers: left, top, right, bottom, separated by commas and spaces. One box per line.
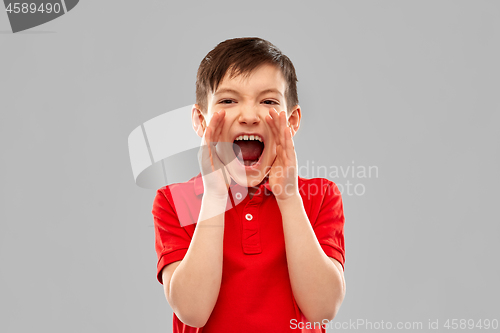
219, 99, 235, 104
263, 100, 279, 105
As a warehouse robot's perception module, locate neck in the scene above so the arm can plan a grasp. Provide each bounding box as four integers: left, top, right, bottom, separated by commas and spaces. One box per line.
247, 175, 269, 199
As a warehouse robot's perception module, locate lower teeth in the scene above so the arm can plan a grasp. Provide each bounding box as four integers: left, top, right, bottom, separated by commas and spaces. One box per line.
243, 159, 258, 166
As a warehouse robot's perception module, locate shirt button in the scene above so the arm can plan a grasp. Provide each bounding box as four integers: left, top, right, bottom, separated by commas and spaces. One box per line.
235, 192, 242, 200
245, 213, 253, 221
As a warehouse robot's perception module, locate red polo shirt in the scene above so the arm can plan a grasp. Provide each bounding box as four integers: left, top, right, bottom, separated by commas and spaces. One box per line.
152, 172, 345, 333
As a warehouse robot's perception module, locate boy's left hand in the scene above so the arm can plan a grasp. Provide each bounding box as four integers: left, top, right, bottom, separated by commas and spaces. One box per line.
266, 108, 299, 201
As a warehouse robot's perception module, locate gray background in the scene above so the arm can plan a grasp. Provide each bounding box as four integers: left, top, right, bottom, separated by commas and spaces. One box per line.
1, 1, 499, 332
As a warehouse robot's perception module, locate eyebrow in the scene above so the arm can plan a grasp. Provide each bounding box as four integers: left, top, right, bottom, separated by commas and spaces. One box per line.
214, 88, 283, 97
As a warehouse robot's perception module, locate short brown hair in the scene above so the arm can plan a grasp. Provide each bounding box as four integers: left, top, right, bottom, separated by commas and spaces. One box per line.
195, 37, 299, 114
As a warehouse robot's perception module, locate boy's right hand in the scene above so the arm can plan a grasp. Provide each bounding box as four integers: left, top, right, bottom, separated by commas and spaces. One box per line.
198, 109, 233, 199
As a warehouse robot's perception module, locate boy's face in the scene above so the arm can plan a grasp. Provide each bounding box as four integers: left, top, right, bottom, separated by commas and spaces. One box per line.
193, 63, 301, 188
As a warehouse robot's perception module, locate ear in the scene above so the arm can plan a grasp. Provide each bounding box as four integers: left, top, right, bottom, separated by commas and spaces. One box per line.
191, 104, 207, 138
287, 105, 301, 136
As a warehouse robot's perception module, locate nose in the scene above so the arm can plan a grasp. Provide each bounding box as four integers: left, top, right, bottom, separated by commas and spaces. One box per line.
237, 107, 260, 125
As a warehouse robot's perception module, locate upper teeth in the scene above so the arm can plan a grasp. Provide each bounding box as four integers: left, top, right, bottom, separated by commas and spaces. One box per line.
235, 134, 263, 142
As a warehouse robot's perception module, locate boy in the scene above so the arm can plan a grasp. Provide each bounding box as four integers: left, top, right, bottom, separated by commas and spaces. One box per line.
152, 37, 346, 333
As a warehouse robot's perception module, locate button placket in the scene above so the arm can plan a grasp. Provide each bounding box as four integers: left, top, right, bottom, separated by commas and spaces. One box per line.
241, 200, 262, 254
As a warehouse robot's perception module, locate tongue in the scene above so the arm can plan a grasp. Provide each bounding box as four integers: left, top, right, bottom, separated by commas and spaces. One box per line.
234, 141, 264, 162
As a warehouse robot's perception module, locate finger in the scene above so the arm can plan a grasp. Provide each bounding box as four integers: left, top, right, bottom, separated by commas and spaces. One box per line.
265, 110, 278, 148
276, 144, 284, 166
204, 127, 216, 171
286, 127, 295, 160
269, 108, 281, 147
266, 111, 280, 147
199, 128, 213, 173
207, 123, 223, 169
208, 111, 222, 144
279, 110, 287, 157
203, 113, 214, 143
204, 125, 212, 146
213, 110, 226, 143
205, 111, 224, 154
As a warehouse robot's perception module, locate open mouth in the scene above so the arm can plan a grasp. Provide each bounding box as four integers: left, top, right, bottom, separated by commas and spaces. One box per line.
233, 134, 265, 167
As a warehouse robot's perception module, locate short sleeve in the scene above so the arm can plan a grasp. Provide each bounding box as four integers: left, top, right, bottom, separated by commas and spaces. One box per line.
152, 188, 192, 285
313, 181, 346, 270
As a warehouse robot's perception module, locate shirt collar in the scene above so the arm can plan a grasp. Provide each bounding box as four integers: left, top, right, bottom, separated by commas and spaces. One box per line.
194, 172, 272, 196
